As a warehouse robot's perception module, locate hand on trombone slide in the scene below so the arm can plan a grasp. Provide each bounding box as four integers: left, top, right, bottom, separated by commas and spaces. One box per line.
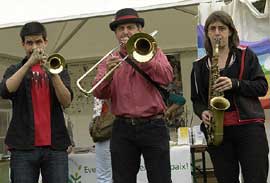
105, 55, 122, 81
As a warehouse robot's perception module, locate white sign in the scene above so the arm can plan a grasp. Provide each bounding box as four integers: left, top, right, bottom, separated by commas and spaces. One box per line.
68, 145, 192, 183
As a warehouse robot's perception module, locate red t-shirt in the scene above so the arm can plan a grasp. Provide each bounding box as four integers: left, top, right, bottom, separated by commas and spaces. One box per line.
31, 64, 51, 146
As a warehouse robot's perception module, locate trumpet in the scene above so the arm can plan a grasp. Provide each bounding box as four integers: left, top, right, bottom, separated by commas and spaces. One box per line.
76, 30, 158, 95
31, 48, 65, 74
43, 53, 65, 74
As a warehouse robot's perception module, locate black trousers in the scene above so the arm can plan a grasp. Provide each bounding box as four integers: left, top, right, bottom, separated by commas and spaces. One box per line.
110, 117, 172, 183
207, 123, 269, 183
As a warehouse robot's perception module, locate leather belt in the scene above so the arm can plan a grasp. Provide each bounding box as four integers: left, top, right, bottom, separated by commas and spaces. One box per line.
116, 114, 164, 126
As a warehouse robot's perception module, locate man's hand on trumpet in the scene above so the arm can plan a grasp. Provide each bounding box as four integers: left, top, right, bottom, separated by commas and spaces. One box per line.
27, 48, 47, 67
105, 55, 121, 81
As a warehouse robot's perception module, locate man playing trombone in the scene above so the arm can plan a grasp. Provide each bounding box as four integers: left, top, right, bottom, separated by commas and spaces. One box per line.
0, 21, 73, 183
92, 8, 173, 183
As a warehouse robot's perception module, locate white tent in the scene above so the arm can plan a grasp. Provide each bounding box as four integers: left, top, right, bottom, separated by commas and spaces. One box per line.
0, 0, 202, 62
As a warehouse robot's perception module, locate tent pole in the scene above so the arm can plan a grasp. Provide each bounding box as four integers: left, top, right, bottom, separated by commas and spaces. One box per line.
53, 18, 88, 53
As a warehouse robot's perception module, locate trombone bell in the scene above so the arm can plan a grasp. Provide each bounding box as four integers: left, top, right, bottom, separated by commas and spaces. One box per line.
126, 32, 157, 63
45, 53, 65, 74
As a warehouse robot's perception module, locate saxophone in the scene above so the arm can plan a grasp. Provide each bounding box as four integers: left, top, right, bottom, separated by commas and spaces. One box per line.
207, 37, 230, 146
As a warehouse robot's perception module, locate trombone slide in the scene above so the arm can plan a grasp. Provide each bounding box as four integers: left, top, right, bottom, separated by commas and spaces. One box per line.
76, 30, 158, 95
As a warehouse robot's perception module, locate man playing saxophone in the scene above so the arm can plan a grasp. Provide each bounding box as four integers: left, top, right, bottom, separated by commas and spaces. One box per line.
191, 11, 269, 183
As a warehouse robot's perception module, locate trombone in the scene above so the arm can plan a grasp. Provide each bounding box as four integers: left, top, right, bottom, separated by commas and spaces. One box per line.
76, 30, 158, 95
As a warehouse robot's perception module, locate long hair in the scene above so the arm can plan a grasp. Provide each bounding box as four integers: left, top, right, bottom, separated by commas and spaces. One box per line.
204, 11, 239, 56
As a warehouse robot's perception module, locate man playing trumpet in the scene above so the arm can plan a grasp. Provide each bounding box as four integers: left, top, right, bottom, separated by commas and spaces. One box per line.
93, 8, 173, 183
0, 21, 73, 183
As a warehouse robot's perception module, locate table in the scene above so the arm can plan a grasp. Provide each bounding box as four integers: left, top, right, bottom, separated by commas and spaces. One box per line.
68, 145, 192, 183
190, 144, 208, 183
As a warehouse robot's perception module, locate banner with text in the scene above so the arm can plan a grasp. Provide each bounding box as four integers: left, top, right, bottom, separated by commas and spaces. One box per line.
68, 145, 192, 183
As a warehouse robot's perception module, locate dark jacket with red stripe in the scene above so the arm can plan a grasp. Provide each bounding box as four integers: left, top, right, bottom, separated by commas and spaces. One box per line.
191, 47, 268, 124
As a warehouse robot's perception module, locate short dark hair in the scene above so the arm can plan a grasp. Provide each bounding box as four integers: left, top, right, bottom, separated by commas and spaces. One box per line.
20, 21, 47, 42
204, 11, 239, 56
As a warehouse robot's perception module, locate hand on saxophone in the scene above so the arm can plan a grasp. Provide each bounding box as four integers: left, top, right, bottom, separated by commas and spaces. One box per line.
105, 55, 121, 81
213, 76, 232, 92
201, 110, 212, 125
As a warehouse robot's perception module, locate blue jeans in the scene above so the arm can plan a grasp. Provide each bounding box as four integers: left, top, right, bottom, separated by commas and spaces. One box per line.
95, 139, 112, 183
10, 147, 68, 183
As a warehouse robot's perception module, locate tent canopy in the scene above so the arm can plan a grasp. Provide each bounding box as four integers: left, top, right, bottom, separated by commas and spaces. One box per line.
0, 0, 200, 62
1, 0, 202, 28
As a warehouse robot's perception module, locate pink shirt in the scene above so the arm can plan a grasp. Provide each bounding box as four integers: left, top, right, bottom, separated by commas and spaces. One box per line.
93, 48, 173, 118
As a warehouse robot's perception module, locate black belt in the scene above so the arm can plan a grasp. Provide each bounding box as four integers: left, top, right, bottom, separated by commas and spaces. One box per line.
116, 114, 164, 126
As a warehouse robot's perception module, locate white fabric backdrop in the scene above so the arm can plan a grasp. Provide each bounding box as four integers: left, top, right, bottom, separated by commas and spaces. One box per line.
199, 0, 270, 41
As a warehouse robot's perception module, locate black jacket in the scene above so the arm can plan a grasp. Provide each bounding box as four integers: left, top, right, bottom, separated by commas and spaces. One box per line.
0, 58, 73, 150
191, 47, 267, 123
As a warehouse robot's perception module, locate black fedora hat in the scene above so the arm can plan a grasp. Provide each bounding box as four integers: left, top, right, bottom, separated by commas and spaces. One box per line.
109, 8, 144, 31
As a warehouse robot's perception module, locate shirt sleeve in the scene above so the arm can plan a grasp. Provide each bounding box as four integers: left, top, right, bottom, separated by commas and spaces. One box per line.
0, 65, 17, 99
190, 64, 208, 120
236, 48, 268, 97
137, 48, 173, 86
92, 56, 112, 99
59, 68, 74, 101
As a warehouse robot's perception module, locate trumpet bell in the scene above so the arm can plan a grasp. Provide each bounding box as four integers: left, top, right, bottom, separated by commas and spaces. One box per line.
46, 53, 65, 74
126, 32, 157, 63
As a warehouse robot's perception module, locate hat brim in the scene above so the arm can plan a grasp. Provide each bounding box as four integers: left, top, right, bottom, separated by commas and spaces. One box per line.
109, 18, 144, 31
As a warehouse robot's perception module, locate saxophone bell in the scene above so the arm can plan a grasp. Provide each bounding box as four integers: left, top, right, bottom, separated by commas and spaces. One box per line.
209, 96, 230, 145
